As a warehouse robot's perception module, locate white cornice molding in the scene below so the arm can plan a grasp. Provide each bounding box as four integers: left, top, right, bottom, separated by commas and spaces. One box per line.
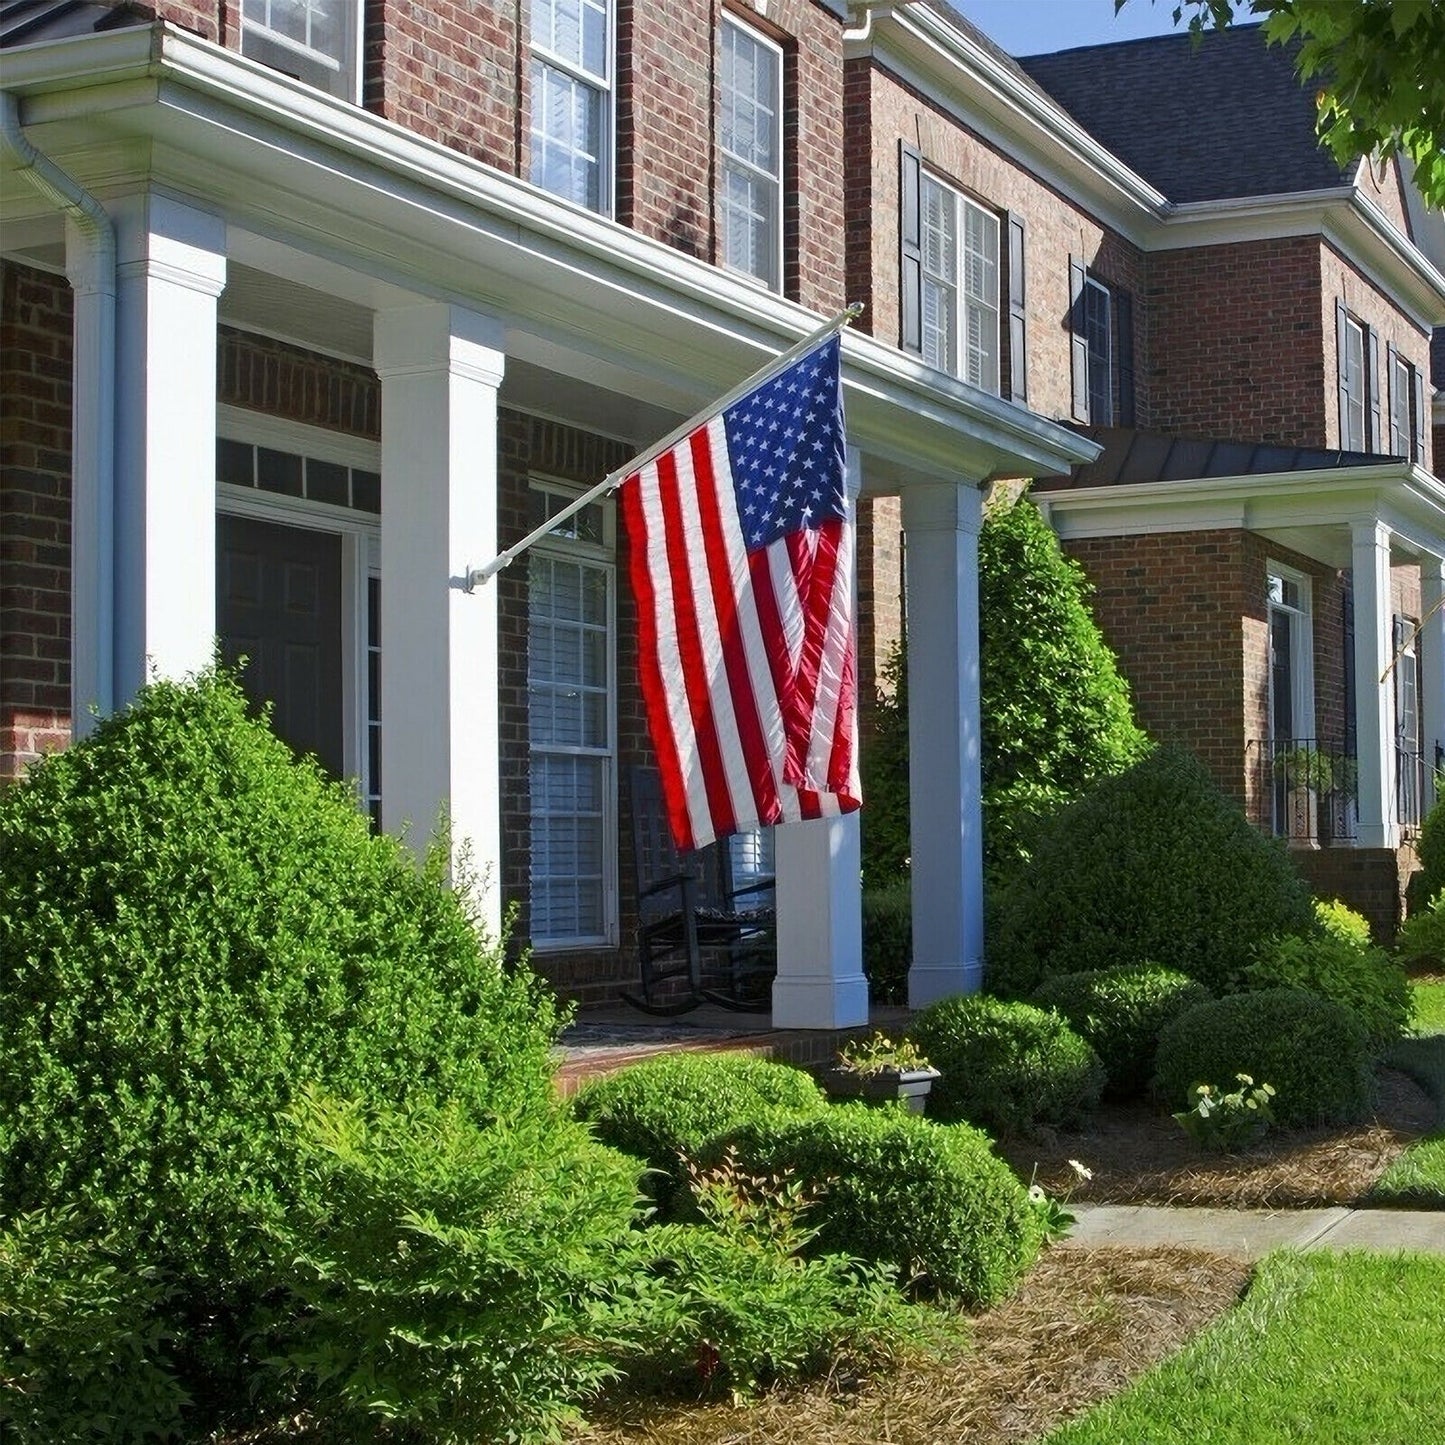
1035, 462, 1445, 561
848, 3, 1164, 244
0, 23, 1098, 483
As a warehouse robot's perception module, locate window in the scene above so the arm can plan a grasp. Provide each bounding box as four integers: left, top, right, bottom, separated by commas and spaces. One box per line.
1335, 302, 1382, 452
1069, 258, 1115, 425
528, 483, 616, 947
241, 0, 361, 102
719, 18, 783, 290
1388, 346, 1428, 464
900, 148, 1002, 392
1266, 564, 1316, 840
530, 0, 612, 213
1395, 614, 1424, 827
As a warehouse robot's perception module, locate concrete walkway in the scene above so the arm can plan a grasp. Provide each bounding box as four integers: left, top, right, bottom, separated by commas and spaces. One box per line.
1064, 1203, 1445, 1259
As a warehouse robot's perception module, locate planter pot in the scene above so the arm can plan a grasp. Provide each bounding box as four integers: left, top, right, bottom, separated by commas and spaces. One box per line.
821, 1065, 941, 1114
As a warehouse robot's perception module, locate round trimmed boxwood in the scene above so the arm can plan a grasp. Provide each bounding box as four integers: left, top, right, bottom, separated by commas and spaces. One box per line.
572, 1052, 828, 1214
723, 1104, 1042, 1306
1153, 987, 1374, 1127
908, 995, 1105, 1136
0, 671, 622, 1430
1032, 965, 1212, 1099
988, 747, 1315, 998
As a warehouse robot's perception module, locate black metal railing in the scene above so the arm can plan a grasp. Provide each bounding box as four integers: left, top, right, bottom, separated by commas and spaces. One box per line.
1245, 738, 1358, 846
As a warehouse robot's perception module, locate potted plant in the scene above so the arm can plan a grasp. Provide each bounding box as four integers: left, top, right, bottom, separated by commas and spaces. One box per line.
820, 1033, 940, 1114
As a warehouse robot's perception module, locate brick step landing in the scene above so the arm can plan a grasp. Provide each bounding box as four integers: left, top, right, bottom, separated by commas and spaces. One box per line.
555, 1003, 912, 1096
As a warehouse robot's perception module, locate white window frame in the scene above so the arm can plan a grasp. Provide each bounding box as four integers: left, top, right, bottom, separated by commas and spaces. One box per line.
240, 0, 363, 103
527, 478, 618, 951
529, 0, 615, 215
719, 15, 784, 292
1083, 272, 1112, 425
1389, 350, 1422, 463
1341, 313, 1367, 451
919, 171, 1000, 394
1266, 561, 1315, 746
216, 407, 380, 812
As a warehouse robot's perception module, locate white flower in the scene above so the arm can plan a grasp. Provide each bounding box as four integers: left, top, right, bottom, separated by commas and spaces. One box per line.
1068, 1159, 1093, 1182
1028, 1184, 1048, 1205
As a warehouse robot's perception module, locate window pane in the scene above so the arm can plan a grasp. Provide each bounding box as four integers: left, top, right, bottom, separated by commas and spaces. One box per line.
530, 59, 603, 210
533, 0, 607, 80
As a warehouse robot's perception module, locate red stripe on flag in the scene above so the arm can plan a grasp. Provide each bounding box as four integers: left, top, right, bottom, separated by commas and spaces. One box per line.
783, 518, 843, 787
623, 466, 698, 850
689, 430, 784, 828
656, 444, 737, 843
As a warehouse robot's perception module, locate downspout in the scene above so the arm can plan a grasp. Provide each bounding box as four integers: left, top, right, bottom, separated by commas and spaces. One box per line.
0, 90, 115, 728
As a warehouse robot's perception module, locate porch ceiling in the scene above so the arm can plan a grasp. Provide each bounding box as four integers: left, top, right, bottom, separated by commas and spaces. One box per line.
1, 22, 1098, 490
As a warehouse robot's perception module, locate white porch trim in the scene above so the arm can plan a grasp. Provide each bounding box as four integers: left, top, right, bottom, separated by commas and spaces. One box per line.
1352, 519, 1396, 849
902, 478, 986, 1006
374, 301, 505, 930
111, 190, 226, 703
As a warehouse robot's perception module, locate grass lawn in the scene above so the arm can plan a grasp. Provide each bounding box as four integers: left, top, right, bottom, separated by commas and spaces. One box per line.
1411, 974, 1445, 1036
1370, 975, 1445, 1205
1043, 1251, 1445, 1445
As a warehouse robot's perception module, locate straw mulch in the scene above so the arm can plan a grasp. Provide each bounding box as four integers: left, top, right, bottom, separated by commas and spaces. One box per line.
577, 1246, 1250, 1445
1000, 1063, 1436, 1210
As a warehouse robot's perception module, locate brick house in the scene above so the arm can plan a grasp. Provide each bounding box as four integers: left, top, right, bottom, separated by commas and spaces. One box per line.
0, 0, 1096, 1021
843, 5, 1445, 937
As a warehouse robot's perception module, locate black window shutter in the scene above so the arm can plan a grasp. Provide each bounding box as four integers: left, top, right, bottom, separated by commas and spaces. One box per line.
1007, 212, 1027, 403
1335, 299, 1349, 445
1365, 324, 1381, 452
1070, 255, 1090, 423
900, 142, 922, 355
1412, 363, 1427, 465
1387, 342, 1402, 455
1116, 288, 1136, 427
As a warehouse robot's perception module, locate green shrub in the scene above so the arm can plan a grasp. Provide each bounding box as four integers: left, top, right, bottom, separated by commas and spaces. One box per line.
0, 1210, 186, 1443
988, 748, 1315, 998
722, 1105, 1042, 1305
1172, 1075, 1277, 1153
1246, 929, 1412, 1052
1032, 965, 1213, 1099
266, 1090, 641, 1445
0, 671, 565, 1416
1399, 890, 1445, 967
908, 995, 1105, 1135
573, 1053, 828, 1214
860, 640, 912, 886
604, 1148, 908, 1398
862, 883, 911, 1005
1154, 988, 1374, 1128
978, 493, 1150, 838
1409, 789, 1445, 913
1316, 898, 1375, 949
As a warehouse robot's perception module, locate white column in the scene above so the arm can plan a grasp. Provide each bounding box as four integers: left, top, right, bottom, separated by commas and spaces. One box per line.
771, 447, 869, 1030
1352, 519, 1395, 848
902, 478, 985, 1006
1420, 554, 1445, 810
64, 214, 115, 732
373, 302, 505, 934
112, 193, 226, 703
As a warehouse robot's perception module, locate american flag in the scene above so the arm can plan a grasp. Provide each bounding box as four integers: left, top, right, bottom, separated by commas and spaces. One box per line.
622, 333, 861, 851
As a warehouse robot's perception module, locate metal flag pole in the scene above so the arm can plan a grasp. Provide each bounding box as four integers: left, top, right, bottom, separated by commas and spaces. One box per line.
464, 302, 864, 590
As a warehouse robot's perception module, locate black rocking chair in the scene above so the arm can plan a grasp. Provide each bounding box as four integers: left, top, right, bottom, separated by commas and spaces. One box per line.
621, 767, 776, 1015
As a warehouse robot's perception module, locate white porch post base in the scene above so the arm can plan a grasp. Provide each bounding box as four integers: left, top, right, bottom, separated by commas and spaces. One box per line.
112, 192, 226, 704
771, 813, 869, 1029
901, 479, 985, 1008
1352, 519, 1395, 850
374, 302, 505, 936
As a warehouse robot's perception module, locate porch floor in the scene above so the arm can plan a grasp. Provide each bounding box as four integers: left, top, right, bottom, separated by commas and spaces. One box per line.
555, 1002, 913, 1095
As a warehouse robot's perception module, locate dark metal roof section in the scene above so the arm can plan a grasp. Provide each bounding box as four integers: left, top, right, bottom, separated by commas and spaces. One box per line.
1034, 426, 1397, 491
1, 0, 146, 48
1017, 23, 1355, 204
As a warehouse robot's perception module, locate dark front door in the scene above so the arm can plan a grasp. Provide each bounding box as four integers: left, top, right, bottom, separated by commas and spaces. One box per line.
217, 513, 344, 779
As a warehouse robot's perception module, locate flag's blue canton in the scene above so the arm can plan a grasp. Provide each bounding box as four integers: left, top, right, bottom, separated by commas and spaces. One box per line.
723, 335, 847, 552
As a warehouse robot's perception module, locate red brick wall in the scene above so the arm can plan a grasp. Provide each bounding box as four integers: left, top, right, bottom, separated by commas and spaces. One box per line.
0, 262, 73, 781
1147, 237, 1324, 446
218, 328, 380, 436
365, 1, 520, 169
852, 61, 1147, 424
856, 494, 904, 729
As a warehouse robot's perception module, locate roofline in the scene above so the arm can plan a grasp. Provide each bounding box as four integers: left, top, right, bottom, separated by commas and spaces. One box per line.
1033, 461, 1445, 561
846, 1, 1166, 243
0, 22, 1098, 483
848, 2, 1445, 323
